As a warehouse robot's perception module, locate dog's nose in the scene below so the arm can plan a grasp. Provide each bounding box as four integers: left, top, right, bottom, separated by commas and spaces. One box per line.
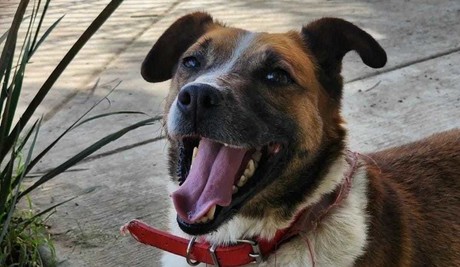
177, 83, 222, 119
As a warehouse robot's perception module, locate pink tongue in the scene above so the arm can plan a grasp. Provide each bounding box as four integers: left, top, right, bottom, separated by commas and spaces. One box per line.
172, 138, 247, 223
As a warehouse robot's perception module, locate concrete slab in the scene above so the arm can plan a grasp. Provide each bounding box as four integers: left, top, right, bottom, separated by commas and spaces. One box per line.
344, 52, 460, 152
1, 0, 458, 266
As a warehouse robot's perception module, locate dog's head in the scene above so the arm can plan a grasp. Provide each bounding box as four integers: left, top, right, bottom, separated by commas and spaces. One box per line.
142, 13, 386, 235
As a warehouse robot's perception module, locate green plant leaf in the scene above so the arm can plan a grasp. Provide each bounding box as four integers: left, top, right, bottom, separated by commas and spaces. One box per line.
18, 81, 133, 180
0, 0, 30, 85
0, 0, 125, 162
29, 14, 65, 58
30, 0, 51, 51
18, 116, 159, 199
4, 37, 31, 133
73, 111, 149, 128
0, 30, 8, 45
1, 119, 39, 188
0, 14, 32, 47
0, 119, 40, 244
0, 144, 16, 222
20, 196, 77, 230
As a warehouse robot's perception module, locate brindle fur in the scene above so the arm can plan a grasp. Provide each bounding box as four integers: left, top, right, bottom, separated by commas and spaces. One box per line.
142, 12, 460, 266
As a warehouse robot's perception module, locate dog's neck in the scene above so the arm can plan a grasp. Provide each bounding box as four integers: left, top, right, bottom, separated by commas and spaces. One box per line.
203, 149, 360, 245
281, 150, 358, 237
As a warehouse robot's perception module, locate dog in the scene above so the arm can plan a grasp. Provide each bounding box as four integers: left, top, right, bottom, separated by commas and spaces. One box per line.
140, 12, 460, 266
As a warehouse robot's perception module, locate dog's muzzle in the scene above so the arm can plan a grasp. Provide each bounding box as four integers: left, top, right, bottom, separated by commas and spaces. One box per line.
176, 83, 223, 131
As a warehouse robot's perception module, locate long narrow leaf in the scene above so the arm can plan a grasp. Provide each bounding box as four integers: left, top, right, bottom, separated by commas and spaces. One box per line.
0, 119, 40, 244
18, 117, 158, 199
0, 147, 16, 241
29, 15, 64, 58
19, 81, 122, 178
4, 38, 31, 132
0, 46, 14, 122
0, 129, 21, 242
1, 119, 38, 186
0, 0, 29, 159
20, 195, 77, 230
21, 185, 98, 230
0, 0, 30, 86
30, 0, 50, 51
10, 120, 40, 188
0, 0, 124, 162
0, 30, 8, 45
73, 111, 148, 128
0, 144, 16, 221
13, 0, 36, 73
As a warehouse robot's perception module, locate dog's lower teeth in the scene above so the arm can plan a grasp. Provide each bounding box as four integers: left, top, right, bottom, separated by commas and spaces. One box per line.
207, 205, 216, 220
190, 147, 198, 170
237, 175, 247, 187
232, 185, 238, 194
192, 147, 198, 158
244, 159, 255, 178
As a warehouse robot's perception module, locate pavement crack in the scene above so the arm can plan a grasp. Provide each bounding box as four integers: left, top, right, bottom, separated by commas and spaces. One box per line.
346, 47, 460, 84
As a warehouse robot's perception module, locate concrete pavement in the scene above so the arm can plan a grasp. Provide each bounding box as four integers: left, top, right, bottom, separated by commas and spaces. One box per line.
1, 0, 459, 266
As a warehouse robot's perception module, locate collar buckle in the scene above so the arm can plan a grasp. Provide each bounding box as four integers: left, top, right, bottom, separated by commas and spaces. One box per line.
237, 239, 264, 264
185, 236, 200, 266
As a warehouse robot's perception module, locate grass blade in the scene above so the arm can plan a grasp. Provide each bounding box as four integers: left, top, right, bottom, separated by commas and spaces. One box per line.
10, 120, 39, 188
73, 111, 148, 128
29, 14, 64, 58
20, 196, 76, 230
18, 116, 159, 199
19, 81, 124, 179
0, 145, 16, 222
1, 119, 38, 187
0, 147, 16, 238
0, 45, 15, 122
0, 30, 8, 45
4, 37, 31, 133
0, 0, 30, 86
30, 0, 50, 51
0, 119, 40, 244
0, 0, 125, 162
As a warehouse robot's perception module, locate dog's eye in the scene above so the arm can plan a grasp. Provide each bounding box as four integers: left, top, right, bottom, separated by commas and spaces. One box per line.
265, 69, 293, 85
182, 56, 201, 69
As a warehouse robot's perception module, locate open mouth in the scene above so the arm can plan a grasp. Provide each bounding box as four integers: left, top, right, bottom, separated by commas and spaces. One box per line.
172, 136, 283, 235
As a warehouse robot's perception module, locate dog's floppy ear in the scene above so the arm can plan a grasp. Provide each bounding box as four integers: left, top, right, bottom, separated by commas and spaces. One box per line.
302, 18, 387, 75
141, 12, 217, 83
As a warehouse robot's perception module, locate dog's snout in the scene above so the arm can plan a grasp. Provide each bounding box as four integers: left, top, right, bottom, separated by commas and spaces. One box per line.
177, 83, 222, 118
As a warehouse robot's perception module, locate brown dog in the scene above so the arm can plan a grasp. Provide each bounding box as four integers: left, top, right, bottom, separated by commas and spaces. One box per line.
141, 12, 460, 266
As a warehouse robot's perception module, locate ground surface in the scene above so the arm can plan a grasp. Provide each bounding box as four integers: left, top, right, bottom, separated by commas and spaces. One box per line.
1, 0, 459, 266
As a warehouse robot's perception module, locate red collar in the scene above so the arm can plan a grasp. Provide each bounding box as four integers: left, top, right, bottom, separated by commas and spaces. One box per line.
122, 151, 359, 267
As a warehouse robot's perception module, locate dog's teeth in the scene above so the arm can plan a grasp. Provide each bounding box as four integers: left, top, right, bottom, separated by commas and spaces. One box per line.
224, 143, 229, 147
207, 205, 216, 220
244, 160, 255, 178
237, 175, 247, 187
192, 147, 198, 158
252, 151, 262, 162
232, 185, 238, 194
190, 147, 198, 170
